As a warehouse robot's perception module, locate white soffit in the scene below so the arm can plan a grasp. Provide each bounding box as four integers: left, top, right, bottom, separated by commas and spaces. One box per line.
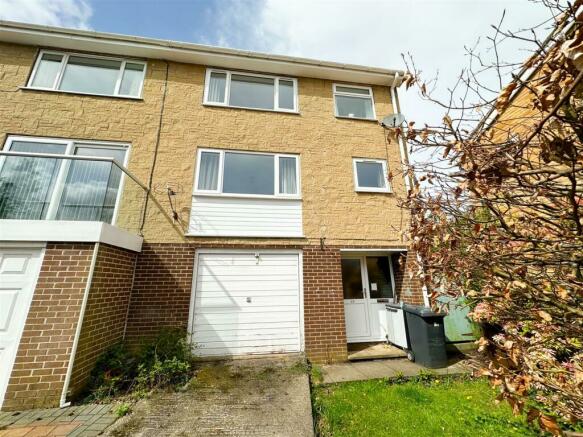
0, 220, 143, 252
0, 20, 404, 86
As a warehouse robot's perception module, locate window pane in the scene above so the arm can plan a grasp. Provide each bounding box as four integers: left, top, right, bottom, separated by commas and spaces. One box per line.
336, 86, 371, 95
56, 146, 126, 223
336, 95, 374, 119
119, 62, 144, 96
279, 157, 297, 194
30, 53, 63, 88
341, 258, 364, 299
59, 56, 121, 95
223, 152, 274, 195
0, 141, 66, 220
207, 72, 227, 103
278, 80, 295, 110
229, 74, 274, 110
197, 152, 220, 190
367, 256, 393, 299
356, 161, 385, 188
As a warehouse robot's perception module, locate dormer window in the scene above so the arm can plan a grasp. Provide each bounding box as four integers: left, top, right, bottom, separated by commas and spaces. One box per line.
27, 50, 146, 98
203, 69, 298, 113
334, 84, 376, 120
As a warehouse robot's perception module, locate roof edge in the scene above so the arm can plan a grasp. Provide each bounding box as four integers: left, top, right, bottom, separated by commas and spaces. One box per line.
0, 20, 405, 86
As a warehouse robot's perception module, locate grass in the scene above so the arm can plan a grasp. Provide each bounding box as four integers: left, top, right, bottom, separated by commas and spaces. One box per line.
313, 377, 539, 437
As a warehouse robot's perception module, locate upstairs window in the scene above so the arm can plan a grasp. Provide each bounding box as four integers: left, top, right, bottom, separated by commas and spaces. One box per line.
334, 84, 376, 120
204, 69, 298, 112
195, 148, 300, 198
353, 158, 391, 193
28, 50, 146, 98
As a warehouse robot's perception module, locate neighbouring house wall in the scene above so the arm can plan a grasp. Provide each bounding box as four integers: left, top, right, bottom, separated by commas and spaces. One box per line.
67, 244, 137, 399
2, 243, 95, 411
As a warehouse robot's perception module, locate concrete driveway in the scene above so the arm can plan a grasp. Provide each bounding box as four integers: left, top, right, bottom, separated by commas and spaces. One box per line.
107, 355, 314, 437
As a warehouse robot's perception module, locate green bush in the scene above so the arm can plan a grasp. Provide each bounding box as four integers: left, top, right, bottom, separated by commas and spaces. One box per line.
86, 328, 193, 401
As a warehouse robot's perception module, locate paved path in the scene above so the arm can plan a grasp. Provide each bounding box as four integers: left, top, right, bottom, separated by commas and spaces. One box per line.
320, 357, 472, 384
0, 404, 116, 436
107, 355, 314, 437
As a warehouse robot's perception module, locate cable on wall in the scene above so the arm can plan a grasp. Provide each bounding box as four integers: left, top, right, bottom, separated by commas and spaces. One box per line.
139, 60, 169, 235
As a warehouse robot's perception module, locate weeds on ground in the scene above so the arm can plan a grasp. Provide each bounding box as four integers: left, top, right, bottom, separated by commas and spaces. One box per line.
85, 328, 194, 402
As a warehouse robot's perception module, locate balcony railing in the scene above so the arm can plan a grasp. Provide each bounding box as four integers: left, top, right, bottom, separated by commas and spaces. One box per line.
0, 151, 148, 234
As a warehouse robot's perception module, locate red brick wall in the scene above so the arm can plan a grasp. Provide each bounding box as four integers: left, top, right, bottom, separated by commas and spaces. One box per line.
303, 247, 348, 363
125, 243, 196, 342
67, 244, 137, 398
392, 250, 425, 305
125, 243, 424, 364
2, 243, 95, 411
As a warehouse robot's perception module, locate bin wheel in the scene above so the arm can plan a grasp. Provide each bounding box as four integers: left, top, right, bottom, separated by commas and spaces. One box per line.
406, 350, 415, 362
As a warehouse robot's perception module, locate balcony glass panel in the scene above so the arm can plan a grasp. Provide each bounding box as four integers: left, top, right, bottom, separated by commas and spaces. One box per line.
56, 147, 127, 222
0, 141, 66, 219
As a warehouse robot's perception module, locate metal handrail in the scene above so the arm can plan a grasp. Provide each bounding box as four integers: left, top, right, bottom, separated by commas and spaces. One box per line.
0, 150, 149, 191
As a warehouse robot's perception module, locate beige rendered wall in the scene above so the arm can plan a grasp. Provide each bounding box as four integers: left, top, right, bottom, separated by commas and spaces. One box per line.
0, 42, 409, 247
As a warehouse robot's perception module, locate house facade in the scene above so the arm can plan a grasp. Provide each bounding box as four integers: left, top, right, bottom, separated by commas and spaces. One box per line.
0, 21, 424, 411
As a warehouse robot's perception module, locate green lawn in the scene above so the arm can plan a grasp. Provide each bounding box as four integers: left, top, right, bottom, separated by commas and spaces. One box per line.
312, 377, 538, 437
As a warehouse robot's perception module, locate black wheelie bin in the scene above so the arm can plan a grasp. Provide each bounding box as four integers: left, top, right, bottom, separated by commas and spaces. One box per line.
402, 304, 447, 368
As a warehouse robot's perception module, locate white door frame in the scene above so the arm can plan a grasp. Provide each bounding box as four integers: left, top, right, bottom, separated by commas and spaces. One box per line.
343, 254, 396, 343
187, 248, 305, 355
0, 243, 46, 409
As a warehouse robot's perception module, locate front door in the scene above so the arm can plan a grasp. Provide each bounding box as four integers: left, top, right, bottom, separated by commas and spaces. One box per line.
342, 255, 395, 343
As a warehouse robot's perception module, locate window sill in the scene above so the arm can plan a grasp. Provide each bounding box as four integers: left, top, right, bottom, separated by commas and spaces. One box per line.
203, 102, 300, 115
355, 188, 392, 194
20, 86, 144, 101
193, 192, 302, 201
185, 232, 306, 239
336, 115, 378, 122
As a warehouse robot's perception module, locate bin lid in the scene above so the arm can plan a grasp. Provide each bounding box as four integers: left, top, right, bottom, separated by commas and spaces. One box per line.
385, 302, 403, 310
403, 304, 446, 318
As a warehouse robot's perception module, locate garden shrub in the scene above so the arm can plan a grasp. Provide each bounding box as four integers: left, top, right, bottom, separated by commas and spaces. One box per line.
86, 328, 193, 401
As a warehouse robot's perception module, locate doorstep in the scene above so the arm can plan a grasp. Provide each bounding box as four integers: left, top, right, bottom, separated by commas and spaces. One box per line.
347, 342, 407, 361
318, 357, 472, 385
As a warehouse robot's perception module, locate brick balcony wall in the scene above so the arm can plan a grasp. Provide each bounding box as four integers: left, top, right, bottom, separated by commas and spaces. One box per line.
2, 243, 95, 411
67, 244, 137, 399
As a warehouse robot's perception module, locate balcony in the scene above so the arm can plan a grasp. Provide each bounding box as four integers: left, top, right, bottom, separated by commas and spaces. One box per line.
0, 150, 148, 242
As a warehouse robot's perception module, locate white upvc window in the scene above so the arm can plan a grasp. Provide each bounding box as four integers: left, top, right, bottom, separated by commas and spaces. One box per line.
203, 69, 299, 113
353, 158, 391, 193
194, 148, 300, 199
0, 136, 129, 224
333, 84, 376, 120
27, 50, 147, 98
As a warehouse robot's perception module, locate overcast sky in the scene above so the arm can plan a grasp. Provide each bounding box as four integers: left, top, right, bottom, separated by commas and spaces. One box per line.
0, 0, 553, 127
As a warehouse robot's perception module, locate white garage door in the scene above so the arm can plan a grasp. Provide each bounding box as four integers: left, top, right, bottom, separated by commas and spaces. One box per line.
0, 246, 44, 408
190, 251, 302, 357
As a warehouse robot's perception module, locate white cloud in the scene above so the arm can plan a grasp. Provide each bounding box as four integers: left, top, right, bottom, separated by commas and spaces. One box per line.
0, 0, 92, 29
207, 0, 552, 127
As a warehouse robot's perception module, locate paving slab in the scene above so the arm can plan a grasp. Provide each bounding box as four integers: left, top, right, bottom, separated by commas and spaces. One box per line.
320, 357, 472, 385
0, 404, 116, 436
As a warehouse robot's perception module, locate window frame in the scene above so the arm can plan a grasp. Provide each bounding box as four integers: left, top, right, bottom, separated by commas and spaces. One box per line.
193, 148, 301, 200
203, 68, 299, 113
352, 157, 391, 193
26, 50, 147, 99
1, 135, 131, 224
333, 83, 377, 121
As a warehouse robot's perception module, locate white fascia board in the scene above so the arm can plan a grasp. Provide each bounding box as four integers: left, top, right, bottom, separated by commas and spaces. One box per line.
0, 220, 143, 252
0, 20, 404, 86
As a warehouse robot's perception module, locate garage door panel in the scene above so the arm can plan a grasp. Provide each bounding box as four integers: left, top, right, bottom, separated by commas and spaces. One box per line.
195, 295, 299, 307
196, 280, 299, 293
191, 252, 302, 357
0, 289, 19, 332
194, 328, 300, 343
